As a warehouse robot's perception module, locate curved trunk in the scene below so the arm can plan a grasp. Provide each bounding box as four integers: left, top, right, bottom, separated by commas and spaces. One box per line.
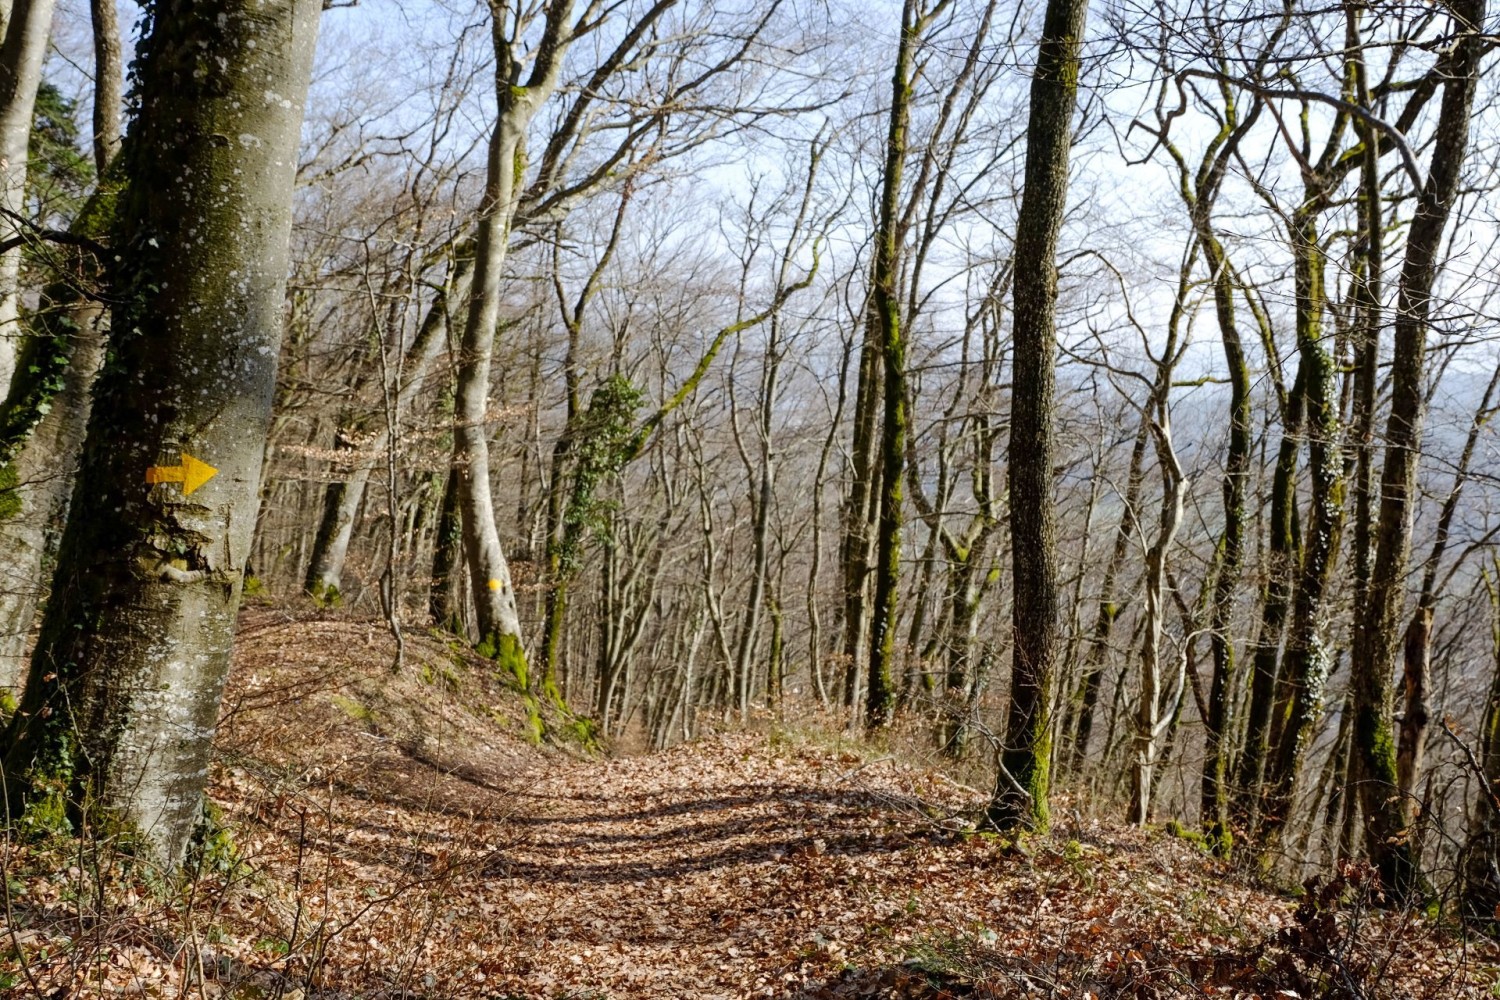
453, 5, 573, 679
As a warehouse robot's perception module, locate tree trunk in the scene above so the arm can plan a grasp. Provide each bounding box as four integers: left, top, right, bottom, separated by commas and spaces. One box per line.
429, 462, 465, 632
1232, 365, 1305, 832
1130, 412, 1184, 826
865, 0, 924, 731
988, 0, 1088, 832
453, 4, 573, 678
1, 0, 319, 867
1261, 211, 1343, 847
89, 0, 122, 174
0, 0, 56, 396
0, 286, 107, 696
1352, 0, 1484, 902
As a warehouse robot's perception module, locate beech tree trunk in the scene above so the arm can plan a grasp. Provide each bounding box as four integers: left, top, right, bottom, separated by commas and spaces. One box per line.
1, 0, 320, 866
452, 2, 573, 678
0, 0, 56, 396
1352, 0, 1485, 902
988, 0, 1088, 832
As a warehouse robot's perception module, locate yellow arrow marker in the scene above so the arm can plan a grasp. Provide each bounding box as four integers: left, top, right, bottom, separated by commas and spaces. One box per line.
145, 452, 218, 496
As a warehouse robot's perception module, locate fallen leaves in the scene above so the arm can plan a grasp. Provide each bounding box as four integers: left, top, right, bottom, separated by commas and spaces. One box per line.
1, 612, 1495, 998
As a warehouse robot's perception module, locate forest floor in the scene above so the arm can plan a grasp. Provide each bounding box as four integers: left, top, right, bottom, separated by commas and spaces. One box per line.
3, 609, 1499, 999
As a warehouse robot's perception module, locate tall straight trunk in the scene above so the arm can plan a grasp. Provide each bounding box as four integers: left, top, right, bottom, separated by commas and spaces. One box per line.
988, 0, 1088, 832
840, 265, 882, 710
0, 0, 56, 396
865, 0, 927, 731
1345, 1, 1382, 863
1352, 0, 1484, 902
733, 341, 781, 722
304, 257, 471, 600
1201, 280, 1249, 846
453, 2, 573, 677
1195, 187, 1254, 852
807, 340, 850, 708
1, 0, 319, 866
1261, 212, 1344, 845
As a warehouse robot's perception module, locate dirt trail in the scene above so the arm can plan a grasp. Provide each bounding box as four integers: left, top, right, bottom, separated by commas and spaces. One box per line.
7, 614, 1493, 998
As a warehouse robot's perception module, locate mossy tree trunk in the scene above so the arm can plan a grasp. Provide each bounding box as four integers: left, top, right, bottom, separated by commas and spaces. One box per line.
1261, 206, 1344, 847
864, 0, 931, 731
988, 0, 1088, 833
0, 1, 122, 699
1, 0, 320, 866
1352, 0, 1485, 902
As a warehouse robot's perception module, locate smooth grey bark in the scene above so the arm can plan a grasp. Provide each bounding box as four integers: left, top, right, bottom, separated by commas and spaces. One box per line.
454, 1, 577, 670
2, 0, 320, 867
0, 0, 57, 396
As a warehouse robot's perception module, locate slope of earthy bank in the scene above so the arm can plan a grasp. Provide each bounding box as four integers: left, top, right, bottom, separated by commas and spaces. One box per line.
2, 611, 1495, 998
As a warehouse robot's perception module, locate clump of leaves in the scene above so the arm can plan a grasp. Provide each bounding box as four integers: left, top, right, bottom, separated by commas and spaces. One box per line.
556, 375, 643, 573
1250, 861, 1384, 999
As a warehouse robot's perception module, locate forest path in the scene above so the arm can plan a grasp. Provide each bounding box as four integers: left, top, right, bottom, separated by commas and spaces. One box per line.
478, 732, 967, 996
201, 615, 1490, 998
9, 615, 1489, 996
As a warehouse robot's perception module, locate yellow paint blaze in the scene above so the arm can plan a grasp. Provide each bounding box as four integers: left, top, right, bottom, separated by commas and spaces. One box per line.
145, 452, 219, 495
